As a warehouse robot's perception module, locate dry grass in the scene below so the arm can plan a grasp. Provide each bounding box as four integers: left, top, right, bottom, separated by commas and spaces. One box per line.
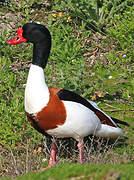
0, 141, 42, 178
0, 136, 131, 179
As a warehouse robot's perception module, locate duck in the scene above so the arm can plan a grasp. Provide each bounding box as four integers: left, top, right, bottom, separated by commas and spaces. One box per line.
6, 23, 129, 171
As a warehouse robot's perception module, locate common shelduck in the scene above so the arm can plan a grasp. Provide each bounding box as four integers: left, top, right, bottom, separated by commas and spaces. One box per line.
6, 23, 129, 170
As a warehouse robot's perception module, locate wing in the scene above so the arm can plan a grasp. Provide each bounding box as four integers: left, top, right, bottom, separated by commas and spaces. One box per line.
57, 89, 129, 127
89, 101, 129, 127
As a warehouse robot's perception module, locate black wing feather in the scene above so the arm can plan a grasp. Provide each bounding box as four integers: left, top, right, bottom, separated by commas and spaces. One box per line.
57, 89, 95, 112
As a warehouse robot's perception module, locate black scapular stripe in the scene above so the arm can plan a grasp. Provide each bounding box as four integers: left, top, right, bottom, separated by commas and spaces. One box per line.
57, 89, 96, 112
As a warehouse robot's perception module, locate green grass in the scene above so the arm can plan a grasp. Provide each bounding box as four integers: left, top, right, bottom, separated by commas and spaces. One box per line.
1, 163, 134, 180
0, 0, 134, 179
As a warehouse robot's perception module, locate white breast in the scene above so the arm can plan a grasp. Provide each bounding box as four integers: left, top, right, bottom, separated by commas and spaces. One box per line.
24, 64, 50, 114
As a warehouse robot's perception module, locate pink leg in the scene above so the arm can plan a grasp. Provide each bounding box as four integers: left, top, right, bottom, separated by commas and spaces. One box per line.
77, 140, 84, 164
40, 139, 57, 171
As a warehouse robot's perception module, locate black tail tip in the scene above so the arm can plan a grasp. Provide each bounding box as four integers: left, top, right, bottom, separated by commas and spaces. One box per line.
112, 117, 130, 127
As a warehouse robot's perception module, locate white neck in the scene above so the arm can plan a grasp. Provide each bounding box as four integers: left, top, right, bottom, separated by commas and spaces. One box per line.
25, 64, 50, 114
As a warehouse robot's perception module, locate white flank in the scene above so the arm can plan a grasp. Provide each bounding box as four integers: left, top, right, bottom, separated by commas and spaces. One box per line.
25, 64, 50, 114
47, 101, 101, 140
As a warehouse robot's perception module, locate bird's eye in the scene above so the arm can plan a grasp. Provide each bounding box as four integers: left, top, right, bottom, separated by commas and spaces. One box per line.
16, 37, 20, 41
